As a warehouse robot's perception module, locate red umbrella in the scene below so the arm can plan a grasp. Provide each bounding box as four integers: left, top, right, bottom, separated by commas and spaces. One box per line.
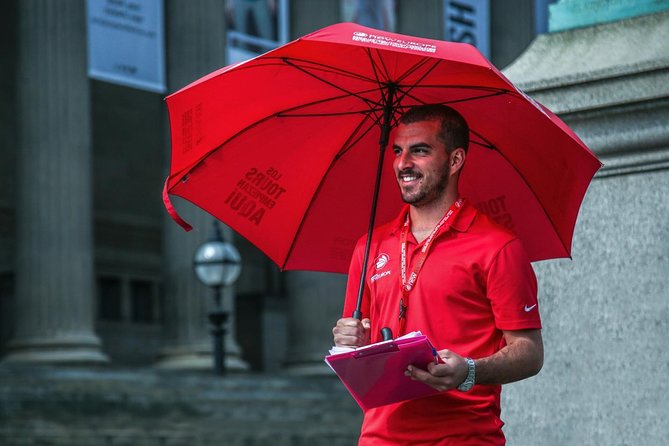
163, 22, 600, 295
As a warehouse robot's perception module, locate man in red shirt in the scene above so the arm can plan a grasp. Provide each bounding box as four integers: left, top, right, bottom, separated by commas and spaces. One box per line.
332, 104, 544, 445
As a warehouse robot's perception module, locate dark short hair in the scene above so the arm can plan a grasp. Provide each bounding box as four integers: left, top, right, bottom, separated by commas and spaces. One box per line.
399, 104, 469, 153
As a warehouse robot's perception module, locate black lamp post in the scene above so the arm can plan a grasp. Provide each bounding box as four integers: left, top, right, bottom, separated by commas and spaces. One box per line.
193, 221, 242, 375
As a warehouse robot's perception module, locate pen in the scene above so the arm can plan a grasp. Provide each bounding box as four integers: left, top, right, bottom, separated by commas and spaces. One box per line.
432, 348, 438, 365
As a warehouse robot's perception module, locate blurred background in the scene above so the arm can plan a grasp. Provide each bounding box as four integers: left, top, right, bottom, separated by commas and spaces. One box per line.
0, 0, 667, 444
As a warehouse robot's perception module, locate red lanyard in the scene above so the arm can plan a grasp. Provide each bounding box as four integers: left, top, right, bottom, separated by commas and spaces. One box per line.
398, 198, 464, 335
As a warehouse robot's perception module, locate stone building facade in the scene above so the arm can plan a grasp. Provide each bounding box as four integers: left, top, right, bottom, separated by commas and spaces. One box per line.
0, 0, 539, 372
0, 0, 667, 444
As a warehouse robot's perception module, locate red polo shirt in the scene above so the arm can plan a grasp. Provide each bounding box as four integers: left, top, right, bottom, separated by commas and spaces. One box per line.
342, 200, 541, 445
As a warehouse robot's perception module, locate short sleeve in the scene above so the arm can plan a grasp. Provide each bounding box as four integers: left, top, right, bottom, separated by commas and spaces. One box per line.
487, 238, 541, 331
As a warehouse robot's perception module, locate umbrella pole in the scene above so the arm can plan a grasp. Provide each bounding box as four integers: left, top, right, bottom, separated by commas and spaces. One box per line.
353, 85, 396, 329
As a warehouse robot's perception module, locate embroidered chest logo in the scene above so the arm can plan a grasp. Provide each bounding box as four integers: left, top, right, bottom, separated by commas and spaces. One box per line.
371, 253, 391, 283
375, 253, 390, 270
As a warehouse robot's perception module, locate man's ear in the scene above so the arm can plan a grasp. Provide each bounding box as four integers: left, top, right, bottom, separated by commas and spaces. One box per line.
449, 148, 466, 175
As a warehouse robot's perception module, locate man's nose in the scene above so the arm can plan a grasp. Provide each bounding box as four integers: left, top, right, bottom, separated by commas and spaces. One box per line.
395, 151, 413, 171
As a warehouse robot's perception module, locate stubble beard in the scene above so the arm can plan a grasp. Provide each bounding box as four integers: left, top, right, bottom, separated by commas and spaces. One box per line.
400, 170, 450, 208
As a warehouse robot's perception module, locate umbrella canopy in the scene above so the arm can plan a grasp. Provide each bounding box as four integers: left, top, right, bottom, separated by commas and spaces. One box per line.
163, 22, 601, 274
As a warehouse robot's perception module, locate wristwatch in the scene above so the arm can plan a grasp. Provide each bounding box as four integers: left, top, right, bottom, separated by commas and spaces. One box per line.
457, 357, 476, 392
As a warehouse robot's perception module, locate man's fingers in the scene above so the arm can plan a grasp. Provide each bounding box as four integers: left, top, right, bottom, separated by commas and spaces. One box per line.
405, 364, 429, 380
334, 325, 364, 337
405, 363, 459, 391
426, 362, 443, 375
337, 317, 362, 327
437, 348, 453, 360
405, 365, 447, 391
333, 317, 370, 347
333, 318, 361, 335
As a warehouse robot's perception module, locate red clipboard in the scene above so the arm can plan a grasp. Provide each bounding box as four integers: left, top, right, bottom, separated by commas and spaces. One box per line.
325, 334, 441, 411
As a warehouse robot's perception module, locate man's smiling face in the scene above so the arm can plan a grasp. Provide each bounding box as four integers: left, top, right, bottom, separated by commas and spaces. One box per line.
392, 120, 452, 208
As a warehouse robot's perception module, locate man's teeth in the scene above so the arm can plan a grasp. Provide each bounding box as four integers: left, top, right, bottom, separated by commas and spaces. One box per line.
402, 175, 418, 182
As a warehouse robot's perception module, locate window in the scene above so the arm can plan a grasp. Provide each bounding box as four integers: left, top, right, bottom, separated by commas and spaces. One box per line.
130, 279, 154, 323
97, 276, 161, 324
98, 277, 123, 321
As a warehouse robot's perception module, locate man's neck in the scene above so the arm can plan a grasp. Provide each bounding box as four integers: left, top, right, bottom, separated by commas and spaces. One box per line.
409, 192, 459, 242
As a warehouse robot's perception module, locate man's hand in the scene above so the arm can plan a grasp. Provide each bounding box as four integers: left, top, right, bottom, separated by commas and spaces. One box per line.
405, 329, 544, 391
332, 317, 371, 348
404, 349, 469, 391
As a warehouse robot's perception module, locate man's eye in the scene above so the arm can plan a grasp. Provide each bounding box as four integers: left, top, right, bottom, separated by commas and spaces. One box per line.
392, 148, 401, 156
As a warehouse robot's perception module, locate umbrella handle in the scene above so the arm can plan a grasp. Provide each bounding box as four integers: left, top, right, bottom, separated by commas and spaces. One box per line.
381, 327, 393, 341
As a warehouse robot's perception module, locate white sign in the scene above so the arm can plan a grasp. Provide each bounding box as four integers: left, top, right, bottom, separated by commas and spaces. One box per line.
444, 0, 490, 58
87, 0, 165, 93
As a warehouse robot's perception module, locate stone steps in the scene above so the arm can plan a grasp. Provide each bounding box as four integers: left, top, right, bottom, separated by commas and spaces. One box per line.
0, 366, 363, 445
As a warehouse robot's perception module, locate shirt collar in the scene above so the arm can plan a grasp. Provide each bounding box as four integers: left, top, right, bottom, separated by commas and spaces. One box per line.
388, 199, 477, 236
451, 199, 477, 232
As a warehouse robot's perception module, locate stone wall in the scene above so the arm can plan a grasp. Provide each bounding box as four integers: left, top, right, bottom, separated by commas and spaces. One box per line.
501, 11, 669, 445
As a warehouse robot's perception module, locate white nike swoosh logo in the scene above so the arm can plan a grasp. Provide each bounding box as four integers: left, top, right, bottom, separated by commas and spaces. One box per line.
524, 304, 537, 312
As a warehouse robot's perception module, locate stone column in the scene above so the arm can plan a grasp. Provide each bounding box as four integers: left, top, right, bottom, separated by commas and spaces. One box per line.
156, 0, 248, 371
490, 0, 535, 68
284, 271, 347, 375
2, 0, 107, 364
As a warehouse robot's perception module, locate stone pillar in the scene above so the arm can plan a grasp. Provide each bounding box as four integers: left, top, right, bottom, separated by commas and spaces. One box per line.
500, 9, 669, 446
397, 0, 443, 39
284, 271, 347, 375
156, 0, 248, 371
490, 0, 535, 68
290, 0, 341, 37
2, 0, 107, 364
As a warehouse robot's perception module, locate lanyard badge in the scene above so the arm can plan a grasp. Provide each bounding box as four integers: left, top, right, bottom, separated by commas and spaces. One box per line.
398, 198, 464, 335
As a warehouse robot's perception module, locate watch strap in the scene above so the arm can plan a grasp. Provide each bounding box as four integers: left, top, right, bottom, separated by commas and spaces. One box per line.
456, 357, 476, 392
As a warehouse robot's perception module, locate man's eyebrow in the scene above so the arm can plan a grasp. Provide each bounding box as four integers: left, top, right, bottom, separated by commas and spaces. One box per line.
409, 142, 432, 149
392, 142, 432, 149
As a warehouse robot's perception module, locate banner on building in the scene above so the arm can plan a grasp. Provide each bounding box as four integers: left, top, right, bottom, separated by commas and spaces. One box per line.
226, 0, 290, 65
443, 0, 490, 58
87, 0, 166, 93
341, 0, 397, 32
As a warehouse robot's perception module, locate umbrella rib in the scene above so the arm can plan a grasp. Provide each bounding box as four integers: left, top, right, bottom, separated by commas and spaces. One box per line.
392, 59, 442, 106
477, 138, 571, 257
402, 85, 509, 100
279, 109, 382, 118
281, 57, 385, 110
395, 58, 440, 86
467, 118, 574, 256
278, 86, 509, 121
367, 48, 437, 89
180, 87, 510, 183
336, 113, 384, 159
367, 47, 392, 86
364, 48, 392, 125
278, 57, 380, 83
280, 115, 382, 270
173, 92, 383, 192
365, 50, 443, 120
270, 82, 388, 119
468, 128, 497, 150
236, 57, 377, 85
